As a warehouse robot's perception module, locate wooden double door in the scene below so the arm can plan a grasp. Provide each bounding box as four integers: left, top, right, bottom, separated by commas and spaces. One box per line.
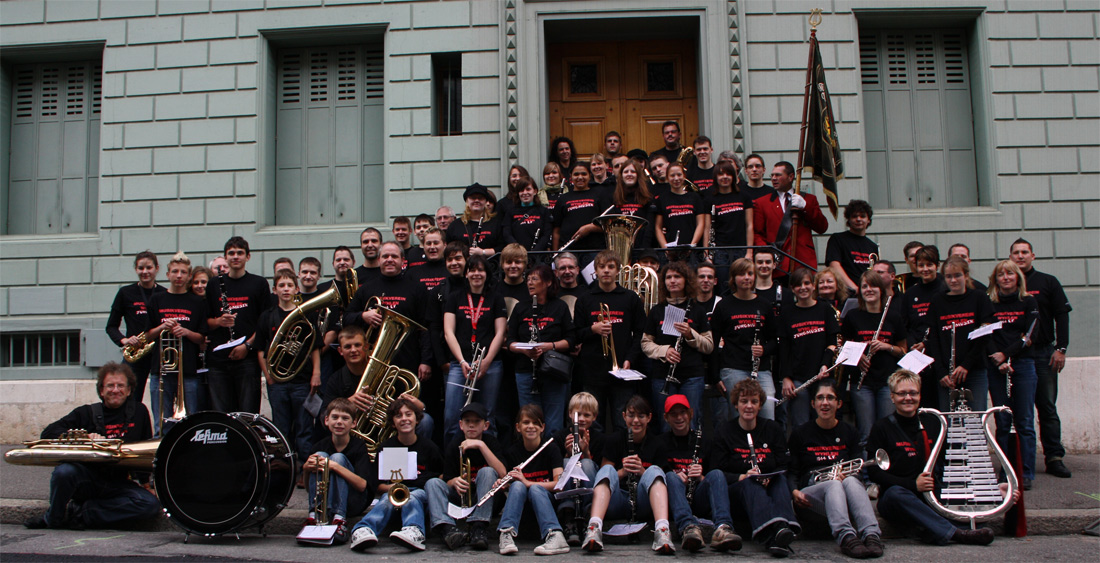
547, 39, 699, 159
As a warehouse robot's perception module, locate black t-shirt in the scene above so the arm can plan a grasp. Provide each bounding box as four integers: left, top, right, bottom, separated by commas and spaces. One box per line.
653, 430, 710, 473
788, 420, 862, 489
405, 246, 427, 270
686, 163, 715, 192
778, 301, 839, 382
502, 204, 553, 251
319, 364, 359, 419
379, 435, 443, 490
311, 434, 376, 494
988, 293, 1040, 360
148, 291, 208, 376
107, 283, 168, 345
506, 297, 575, 373
655, 190, 703, 246
611, 193, 658, 250
711, 296, 776, 371
742, 184, 775, 203
825, 231, 879, 289
204, 272, 271, 361
447, 214, 505, 253
644, 301, 711, 380
552, 425, 606, 463
601, 429, 662, 472
867, 412, 942, 494
496, 280, 530, 307
506, 438, 564, 483
43, 402, 152, 442
1023, 268, 1072, 349
711, 418, 788, 481
841, 307, 906, 389
903, 277, 946, 345
409, 260, 449, 294
705, 190, 754, 247
926, 289, 995, 376
354, 265, 381, 287
443, 289, 507, 362
573, 286, 646, 378
444, 433, 503, 480
553, 188, 612, 251
345, 273, 431, 371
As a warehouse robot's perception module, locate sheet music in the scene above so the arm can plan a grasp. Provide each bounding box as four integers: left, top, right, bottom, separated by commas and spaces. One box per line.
555, 453, 590, 491
662, 305, 687, 336
512, 342, 542, 350
447, 504, 476, 520
581, 260, 596, 284
968, 322, 1002, 340
610, 369, 647, 381
297, 524, 338, 544
835, 341, 868, 366
898, 350, 935, 374
605, 523, 648, 536
212, 336, 246, 352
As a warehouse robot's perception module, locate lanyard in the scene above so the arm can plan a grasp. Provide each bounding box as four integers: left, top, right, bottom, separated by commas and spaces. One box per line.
466, 293, 486, 344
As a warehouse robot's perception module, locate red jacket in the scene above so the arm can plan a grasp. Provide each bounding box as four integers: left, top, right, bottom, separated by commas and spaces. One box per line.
753, 191, 829, 273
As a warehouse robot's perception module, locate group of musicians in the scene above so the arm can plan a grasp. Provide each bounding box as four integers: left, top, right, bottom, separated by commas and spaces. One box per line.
26, 127, 1072, 558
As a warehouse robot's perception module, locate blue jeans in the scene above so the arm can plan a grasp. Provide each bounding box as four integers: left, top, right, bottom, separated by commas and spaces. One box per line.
307, 452, 370, 519
650, 376, 704, 432
426, 466, 499, 527
351, 487, 429, 535
1032, 346, 1066, 461
876, 485, 957, 545
937, 367, 988, 412
516, 371, 569, 435
594, 464, 665, 521
148, 374, 202, 435
498, 481, 563, 537
800, 476, 881, 544
728, 473, 799, 541
988, 359, 1037, 480
719, 368, 775, 420
47, 463, 160, 528
852, 385, 894, 449
267, 381, 314, 460
444, 360, 503, 445
784, 378, 814, 432
665, 469, 732, 532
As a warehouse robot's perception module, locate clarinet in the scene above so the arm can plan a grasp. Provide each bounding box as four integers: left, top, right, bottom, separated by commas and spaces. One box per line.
749, 314, 762, 380
219, 273, 235, 340
857, 294, 893, 390
529, 295, 541, 395
947, 323, 957, 382
470, 215, 484, 249
684, 429, 702, 504
530, 226, 541, 251
662, 299, 691, 394
625, 427, 638, 523
706, 204, 716, 262
571, 413, 584, 529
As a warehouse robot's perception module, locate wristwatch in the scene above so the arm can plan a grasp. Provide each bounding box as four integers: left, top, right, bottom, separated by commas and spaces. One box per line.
1055, 347, 1067, 355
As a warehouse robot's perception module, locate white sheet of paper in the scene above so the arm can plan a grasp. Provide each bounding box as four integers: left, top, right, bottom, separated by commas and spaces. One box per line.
447, 503, 476, 520
836, 341, 868, 366
897, 350, 935, 374
839, 298, 859, 320
296, 524, 338, 543
378, 448, 417, 481
512, 342, 542, 350
212, 336, 246, 352
610, 369, 647, 381
662, 305, 687, 336
554, 454, 590, 491
581, 260, 596, 284
967, 322, 1002, 340
605, 523, 647, 536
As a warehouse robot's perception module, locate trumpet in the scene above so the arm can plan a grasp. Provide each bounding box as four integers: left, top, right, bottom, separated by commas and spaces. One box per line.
462, 344, 486, 408
459, 445, 474, 508
598, 303, 620, 372
809, 449, 890, 484
121, 332, 156, 362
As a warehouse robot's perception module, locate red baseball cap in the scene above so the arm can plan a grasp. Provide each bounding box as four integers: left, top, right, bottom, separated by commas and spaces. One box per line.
664, 394, 691, 414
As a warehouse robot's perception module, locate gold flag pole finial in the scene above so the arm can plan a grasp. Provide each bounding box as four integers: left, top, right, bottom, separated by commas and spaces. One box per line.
809, 9, 822, 31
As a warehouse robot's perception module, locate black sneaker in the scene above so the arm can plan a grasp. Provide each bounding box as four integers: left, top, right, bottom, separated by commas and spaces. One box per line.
1022, 477, 1033, 490
840, 534, 872, 559
953, 527, 995, 546
767, 527, 795, 558
1046, 460, 1072, 478
333, 521, 350, 545
442, 524, 469, 550
563, 521, 581, 546
24, 515, 49, 529
469, 522, 489, 551
863, 534, 884, 558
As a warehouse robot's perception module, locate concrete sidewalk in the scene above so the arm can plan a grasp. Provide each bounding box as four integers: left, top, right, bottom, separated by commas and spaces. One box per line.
2, 446, 1096, 538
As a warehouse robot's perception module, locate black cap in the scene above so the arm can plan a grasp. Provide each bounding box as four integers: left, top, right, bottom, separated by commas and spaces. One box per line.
626, 148, 649, 160
459, 402, 489, 420
636, 248, 660, 263
463, 182, 491, 201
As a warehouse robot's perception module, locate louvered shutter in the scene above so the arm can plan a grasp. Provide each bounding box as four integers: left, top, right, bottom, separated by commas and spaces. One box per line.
7, 61, 101, 234
276, 44, 383, 226
859, 29, 978, 209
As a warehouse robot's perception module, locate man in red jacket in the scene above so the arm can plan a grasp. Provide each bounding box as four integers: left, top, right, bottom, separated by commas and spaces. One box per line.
753, 161, 829, 275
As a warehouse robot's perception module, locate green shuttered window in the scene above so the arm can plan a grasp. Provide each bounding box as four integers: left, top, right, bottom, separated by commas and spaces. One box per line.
860, 29, 979, 209
276, 44, 383, 225
4, 61, 101, 235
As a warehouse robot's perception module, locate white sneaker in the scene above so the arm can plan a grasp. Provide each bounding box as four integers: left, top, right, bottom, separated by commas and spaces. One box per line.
534, 530, 570, 555
389, 526, 426, 551
582, 523, 603, 552
499, 526, 519, 555
349, 527, 378, 552
652, 525, 675, 555
867, 483, 880, 500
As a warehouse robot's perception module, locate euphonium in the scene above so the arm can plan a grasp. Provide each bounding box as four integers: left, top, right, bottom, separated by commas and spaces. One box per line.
121, 332, 156, 362
598, 303, 620, 372
267, 283, 346, 383
351, 296, 425, 461
595, 213, 659, 313
4, 430, 158, 470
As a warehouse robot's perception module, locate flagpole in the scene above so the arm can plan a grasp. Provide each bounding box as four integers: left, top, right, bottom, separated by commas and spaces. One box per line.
791, 9, 822, 260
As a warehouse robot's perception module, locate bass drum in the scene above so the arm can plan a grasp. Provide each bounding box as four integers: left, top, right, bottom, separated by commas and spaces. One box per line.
154, 412, 296, 536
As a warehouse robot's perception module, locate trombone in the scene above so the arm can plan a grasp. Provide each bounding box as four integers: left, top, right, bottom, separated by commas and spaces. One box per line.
598, 303, 620, 372
157, 327, 186, 436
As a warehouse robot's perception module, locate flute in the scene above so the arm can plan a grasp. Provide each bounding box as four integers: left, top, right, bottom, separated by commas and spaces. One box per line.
857, 294, 893, 390
475, 438, 555, 507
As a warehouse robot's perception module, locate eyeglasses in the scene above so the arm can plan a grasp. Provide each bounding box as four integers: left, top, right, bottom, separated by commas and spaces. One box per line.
813, 395, 838, 402
892, 391, 920, 398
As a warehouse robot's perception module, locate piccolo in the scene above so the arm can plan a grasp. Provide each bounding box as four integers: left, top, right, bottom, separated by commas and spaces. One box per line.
475, 438, 555, 507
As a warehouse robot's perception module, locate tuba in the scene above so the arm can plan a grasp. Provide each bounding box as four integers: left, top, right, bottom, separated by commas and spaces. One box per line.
920, 391, 1018, 529
5, 430, 158, 470
351, 296, 425, 461
266, 278, 354, 383
121, 332, 156, 363
595, 213, 660, 313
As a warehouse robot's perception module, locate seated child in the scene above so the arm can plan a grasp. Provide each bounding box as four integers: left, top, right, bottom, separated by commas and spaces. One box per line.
551, 391, 605, 545
497, 405, 570, 556
302, 398, 375, 544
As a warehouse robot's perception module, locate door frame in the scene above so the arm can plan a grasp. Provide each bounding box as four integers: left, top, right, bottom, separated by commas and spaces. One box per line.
512, 2, 743, 176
